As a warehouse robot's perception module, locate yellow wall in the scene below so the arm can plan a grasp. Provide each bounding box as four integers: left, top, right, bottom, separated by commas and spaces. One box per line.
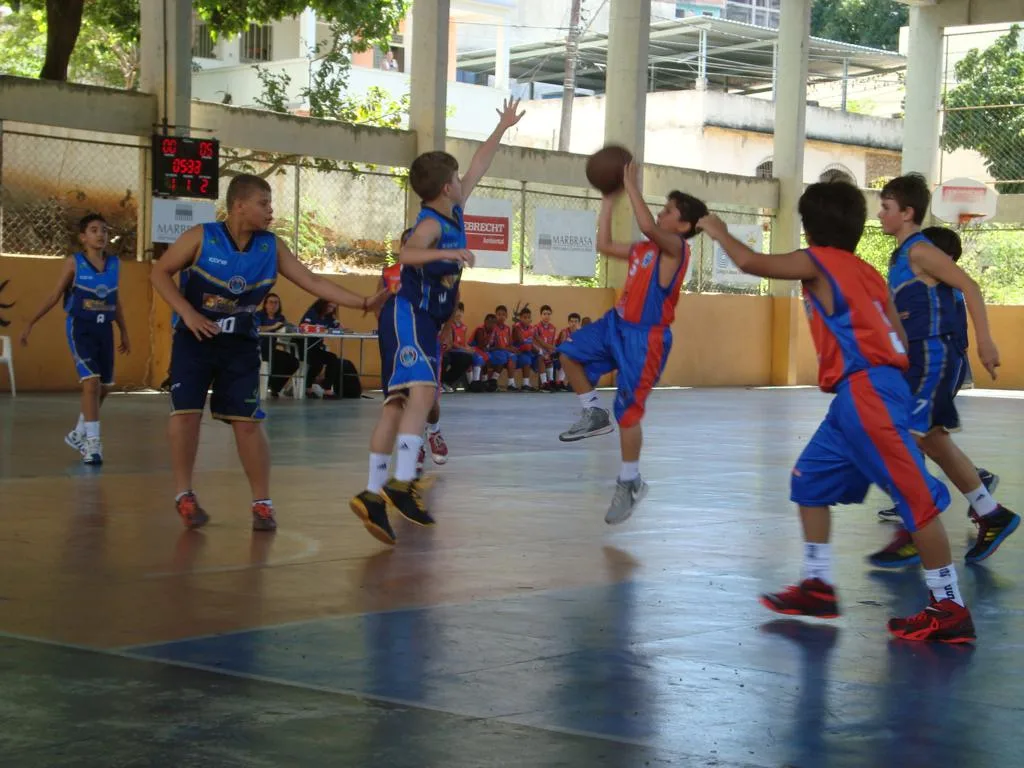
3, 255, 1023, 393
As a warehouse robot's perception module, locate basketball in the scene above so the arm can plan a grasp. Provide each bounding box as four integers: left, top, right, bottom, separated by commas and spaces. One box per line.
585, 145, 633, 195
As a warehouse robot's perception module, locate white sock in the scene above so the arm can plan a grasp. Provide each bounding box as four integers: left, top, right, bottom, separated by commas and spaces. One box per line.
395, 434, 423, 482
540, 372, 548, 384
427, 421, 440, 434
965, 484, 999, 517
557, 370, 566, 383
175, 490, 193, 502
507, 377, 517, 389
578, 391, 600, 409
490, 371, 499, 380
84, 421, 100, 439
75, 413, 85, 434
925, 564, 964, 606
547, 365, 554, 380
253, 498, 272, 507
472, 366, 482, 381
619, 461, 640, 482
801, 542, 832, 584
368, 453, 390, 494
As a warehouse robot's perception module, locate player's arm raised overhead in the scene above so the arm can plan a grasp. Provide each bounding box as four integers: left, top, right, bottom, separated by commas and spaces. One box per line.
19, 256, 75, 346
150, 225, 221, 340
596, 194, 633, 260
458, 97, 525, 205
909, 240, 999, 378
276, 237, 384, 313
623, 161, 684, 260
698, 214, 819, 281
398, 217, 475, 268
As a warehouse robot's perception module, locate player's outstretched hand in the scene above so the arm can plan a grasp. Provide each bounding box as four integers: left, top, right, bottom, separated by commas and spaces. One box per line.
452, 249, 476, 268
978, 336, 1000, 380
496, 97, 525, 130
624, 161, 641, 190
184, 309, 221, 341
697, 214, 726, 240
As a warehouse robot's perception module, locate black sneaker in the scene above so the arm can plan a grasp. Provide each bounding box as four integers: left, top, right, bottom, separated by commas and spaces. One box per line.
867, 526, 920, 568
350, 491, 396, 545
878, 468, 999, 522
381, 479, 436, 527
965, 506, 1020, 563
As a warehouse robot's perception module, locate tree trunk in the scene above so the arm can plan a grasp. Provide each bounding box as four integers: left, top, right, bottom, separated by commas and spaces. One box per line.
40, 0, 85, 81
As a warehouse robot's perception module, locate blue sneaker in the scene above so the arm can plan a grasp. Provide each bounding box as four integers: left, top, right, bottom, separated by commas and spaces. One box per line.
868, 527, 921, 569
965, 506, 1020, 564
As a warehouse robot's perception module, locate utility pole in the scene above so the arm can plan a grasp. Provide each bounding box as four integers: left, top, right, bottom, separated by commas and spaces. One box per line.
557, 0, 582, 152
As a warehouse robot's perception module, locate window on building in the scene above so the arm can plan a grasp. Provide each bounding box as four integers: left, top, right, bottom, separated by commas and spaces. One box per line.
191, 14, 217, 59
241, 24, 273, 63
820, 164, 857, 186
725, 0, 779, 29
756, 158, 774, 179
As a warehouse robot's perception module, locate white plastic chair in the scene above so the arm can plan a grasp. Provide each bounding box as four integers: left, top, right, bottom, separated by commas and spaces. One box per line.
0, 335, 15, 396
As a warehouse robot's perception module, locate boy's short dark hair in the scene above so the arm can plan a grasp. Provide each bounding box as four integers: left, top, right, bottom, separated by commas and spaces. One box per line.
798, 181, 867, 253
568, 312, 581, 321
409, 151, 459, 202
226, 173, 272, 209
485, 313, 497, 321
519, 307, 531, 315
496, 304, 507, 313
457, 301, 465, 311
540, 304, 552, 313
667, 191, 710, 240
78, 213, 107, 232
922, 226, 963, 262
881, 173, 930, 226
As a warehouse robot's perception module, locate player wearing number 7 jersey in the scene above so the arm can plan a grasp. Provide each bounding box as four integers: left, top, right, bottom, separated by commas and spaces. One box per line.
152, 173, 385, 533
20, 213, 131, 466
700, 180, 975, 643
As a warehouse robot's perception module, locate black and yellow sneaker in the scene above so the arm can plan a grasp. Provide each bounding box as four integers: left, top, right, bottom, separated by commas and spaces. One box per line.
381, 478, 436, 527
350, 491, 396, 546
965, 506, 1020, 563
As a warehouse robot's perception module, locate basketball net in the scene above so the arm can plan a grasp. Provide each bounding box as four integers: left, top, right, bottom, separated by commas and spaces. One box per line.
957, 212, 983, 230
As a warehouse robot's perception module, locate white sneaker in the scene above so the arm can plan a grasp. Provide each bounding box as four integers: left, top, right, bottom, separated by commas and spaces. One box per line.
82, 437, 103, 466
65, 430, 86, 456
605, 476, 648, 525
310, 383, 325, 398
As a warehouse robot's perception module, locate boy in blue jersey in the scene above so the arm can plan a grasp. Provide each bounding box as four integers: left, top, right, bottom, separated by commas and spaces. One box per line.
875, 225, 997, 522
349, 98, 524, 546
870, 174, 1017, 568
700, 180, 975, 643
20, 213, 130, 465
152, 174, 383, 532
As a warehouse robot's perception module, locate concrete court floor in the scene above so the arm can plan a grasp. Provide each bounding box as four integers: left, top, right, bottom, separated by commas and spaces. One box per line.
1, 385, 1022, 767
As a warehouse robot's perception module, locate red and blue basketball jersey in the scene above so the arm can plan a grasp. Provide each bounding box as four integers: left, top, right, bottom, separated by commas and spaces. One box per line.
451, 321, 468, 348
514, 320, 536, 352
803, 246, 909, 393
492, 323, 512, 350
535, 320, 557, 349
614, 240, 688, 327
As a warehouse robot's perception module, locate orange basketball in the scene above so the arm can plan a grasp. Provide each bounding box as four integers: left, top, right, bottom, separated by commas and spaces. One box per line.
585, 145, 633, 195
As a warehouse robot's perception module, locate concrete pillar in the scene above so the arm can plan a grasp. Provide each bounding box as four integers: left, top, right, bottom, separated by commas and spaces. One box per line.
494, 23, 509, 90
139, 0, 193, 261
300, 9, 318, 57
602, 0, 650, 289
140, 0, 192, 133
768, 0, 811, 385
901, 6, 944, 182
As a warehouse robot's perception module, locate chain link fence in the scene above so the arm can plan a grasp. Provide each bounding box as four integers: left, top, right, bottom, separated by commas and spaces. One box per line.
939, 103, 1024, 195
1, 126, 141, 259
1, 122, 773, 294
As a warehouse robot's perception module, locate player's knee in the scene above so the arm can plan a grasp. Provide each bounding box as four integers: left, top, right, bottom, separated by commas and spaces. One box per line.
231, 420, 262, 438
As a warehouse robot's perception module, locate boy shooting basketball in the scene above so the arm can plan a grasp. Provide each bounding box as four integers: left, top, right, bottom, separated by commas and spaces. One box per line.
152, 174, 382, 532
21, 214, 129, 466
700, 180, 975, 642
349, 98, 524, 546
556, 162, 706, 524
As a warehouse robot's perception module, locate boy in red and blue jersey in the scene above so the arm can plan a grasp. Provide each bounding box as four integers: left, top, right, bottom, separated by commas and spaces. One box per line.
552, 312, 581, 390
556, 162, 705, 524
700, 180, 975, 643
868, 175, 1016, 568
533, 304, 559, 390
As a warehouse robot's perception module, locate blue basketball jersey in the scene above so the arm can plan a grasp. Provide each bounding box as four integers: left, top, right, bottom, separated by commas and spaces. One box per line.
399, 205, 465, 322
64, 252, 119, 324
178, 222, 278, 339
888, 232, 960, 342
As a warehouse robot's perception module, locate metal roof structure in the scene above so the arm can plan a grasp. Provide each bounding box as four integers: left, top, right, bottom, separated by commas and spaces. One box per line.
456, 16, 906, 95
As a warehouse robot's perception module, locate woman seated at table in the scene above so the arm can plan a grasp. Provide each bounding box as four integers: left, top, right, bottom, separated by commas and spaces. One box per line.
300, 299, 343, 398
255, 293, 301, 398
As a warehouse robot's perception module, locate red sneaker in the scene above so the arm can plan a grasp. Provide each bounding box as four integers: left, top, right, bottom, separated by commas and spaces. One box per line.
428, 430, 449, 465
760, 578, 840, 619
888, 598, 976, 643
252, 501, 277, 532
176, 492, 210, 530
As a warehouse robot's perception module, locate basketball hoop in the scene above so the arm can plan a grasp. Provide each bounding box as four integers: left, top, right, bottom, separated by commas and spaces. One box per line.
957, 212, 984, 230
932, 177, 998, 227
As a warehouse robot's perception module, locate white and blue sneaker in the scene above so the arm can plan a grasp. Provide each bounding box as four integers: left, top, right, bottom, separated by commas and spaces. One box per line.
82, 437, 103, 466
65, 430, 86, 456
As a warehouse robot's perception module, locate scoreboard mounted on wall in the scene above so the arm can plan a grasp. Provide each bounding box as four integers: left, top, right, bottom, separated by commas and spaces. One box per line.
151, 135, 219, 200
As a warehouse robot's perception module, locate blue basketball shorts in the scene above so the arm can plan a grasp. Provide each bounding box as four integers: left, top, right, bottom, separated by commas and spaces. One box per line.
906, 336, 964, 435
378, 294, 442, 403
556, 309, 671, 428
791, 366, 949, 532
488, 350, 515, 368
66, 315, 115, 386
170, 329, 265, 422
517, 351, 540, 369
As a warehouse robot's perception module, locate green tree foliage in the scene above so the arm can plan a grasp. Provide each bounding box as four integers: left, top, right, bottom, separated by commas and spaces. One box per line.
941, 25, 1024, 195
809, 0, 908, 51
